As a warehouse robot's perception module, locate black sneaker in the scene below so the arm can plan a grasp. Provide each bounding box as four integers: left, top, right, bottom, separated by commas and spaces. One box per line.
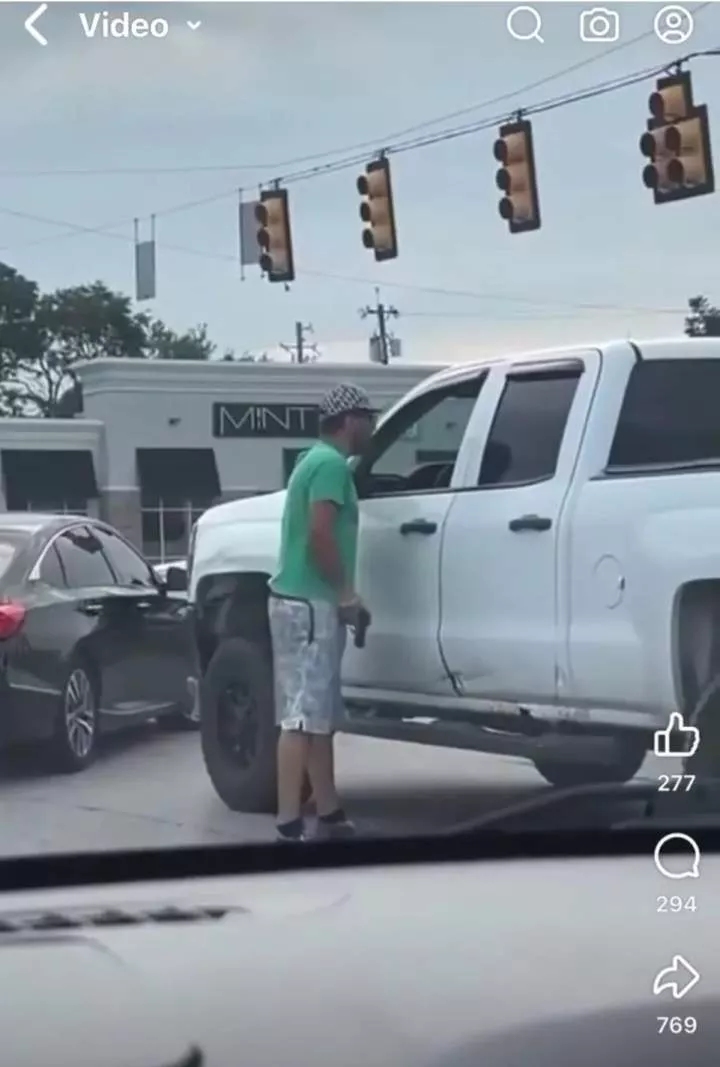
275, 818, 307, 843
311, 810, 356, 840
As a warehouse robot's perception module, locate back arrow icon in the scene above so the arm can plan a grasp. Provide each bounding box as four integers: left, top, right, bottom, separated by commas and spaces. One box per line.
25, 3, 48, 46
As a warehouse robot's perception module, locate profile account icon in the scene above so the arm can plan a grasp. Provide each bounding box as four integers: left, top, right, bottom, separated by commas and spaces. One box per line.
654, 5, 694, 45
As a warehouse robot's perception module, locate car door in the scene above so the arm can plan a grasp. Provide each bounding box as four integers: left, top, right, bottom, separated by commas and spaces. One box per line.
438, 352, 600, 706
342, 370, 487, 696
50, 525, 130, 712
92, 525, 189, 710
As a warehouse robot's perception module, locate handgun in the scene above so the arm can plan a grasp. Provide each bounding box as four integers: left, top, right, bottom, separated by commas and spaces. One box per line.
353, 606, 372, 649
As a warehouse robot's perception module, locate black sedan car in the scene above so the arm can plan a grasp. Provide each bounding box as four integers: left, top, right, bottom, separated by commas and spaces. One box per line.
0, 514, 195, 773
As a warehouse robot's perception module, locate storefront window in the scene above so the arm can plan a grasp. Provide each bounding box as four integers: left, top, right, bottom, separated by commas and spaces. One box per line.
23, 498, 89, 516
140, 495, 212, 563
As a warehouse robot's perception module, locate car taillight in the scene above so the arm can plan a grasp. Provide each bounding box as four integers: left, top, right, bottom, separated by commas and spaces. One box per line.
0, 601, 26, 640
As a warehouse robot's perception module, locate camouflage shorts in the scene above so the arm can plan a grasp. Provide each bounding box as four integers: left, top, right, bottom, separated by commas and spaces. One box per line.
268, 594, 347, 736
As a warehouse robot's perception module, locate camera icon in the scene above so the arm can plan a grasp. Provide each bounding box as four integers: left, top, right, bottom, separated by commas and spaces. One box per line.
580, 7, 620, 41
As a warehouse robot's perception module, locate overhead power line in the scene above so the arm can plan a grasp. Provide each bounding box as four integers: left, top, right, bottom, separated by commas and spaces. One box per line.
0, 43, 714, 314
0, 3, 711, 182
1, 42, 716, 258
0, 200, 690, 317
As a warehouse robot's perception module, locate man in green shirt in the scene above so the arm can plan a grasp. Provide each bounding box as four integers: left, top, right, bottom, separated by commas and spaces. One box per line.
269, 383, 374, 842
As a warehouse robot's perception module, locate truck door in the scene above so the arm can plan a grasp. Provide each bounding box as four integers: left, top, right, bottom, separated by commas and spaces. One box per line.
341, 369, 487, 696
438, 351, 600, 705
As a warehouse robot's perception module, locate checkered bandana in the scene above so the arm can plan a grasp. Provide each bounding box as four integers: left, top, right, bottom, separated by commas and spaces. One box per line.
318, 383, 373, 418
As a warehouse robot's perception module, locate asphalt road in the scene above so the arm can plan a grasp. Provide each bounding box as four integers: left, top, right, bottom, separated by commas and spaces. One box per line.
0, 726, 681, 857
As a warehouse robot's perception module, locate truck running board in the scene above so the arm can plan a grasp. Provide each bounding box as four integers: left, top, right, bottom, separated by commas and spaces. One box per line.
342, 709, 636, 766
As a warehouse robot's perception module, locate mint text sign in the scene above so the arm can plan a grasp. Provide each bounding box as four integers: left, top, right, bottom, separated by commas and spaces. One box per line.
213, 403, 320, 439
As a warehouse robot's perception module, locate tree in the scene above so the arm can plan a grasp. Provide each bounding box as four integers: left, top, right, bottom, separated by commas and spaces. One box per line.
0, 264, 44, 415
685, 295, 720, 338
2, 280, 148, 417
0, 262, 224, 418
143, 318, 215, 361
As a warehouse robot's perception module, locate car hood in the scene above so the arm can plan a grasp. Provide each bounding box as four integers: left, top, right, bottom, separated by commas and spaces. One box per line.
190, 491, 287, 599
200, 490, 287, 529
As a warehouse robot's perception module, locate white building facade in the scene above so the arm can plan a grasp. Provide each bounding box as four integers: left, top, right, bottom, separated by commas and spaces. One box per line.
0, 359, 445, 562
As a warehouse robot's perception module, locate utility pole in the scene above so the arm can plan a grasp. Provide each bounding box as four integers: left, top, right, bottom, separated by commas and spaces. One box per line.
280, 321, 319, 364
360, 288, 399, 365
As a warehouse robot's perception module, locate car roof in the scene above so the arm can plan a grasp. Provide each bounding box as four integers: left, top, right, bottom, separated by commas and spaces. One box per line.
0, 513, 95, 536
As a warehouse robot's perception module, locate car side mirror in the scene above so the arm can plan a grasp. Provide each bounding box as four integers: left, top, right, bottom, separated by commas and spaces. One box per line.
164, 565, 188, 593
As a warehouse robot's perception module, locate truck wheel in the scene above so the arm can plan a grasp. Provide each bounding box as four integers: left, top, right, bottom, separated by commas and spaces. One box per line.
684, 673, 720, 778
200, 637, 277, 813
531, 740, 647, 789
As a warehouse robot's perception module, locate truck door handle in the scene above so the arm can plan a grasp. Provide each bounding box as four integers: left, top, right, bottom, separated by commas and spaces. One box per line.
399, 519, 438, 536
508, 514, 552, 532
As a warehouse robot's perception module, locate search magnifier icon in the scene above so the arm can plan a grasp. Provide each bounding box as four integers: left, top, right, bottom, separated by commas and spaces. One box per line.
507, 5, 544, 42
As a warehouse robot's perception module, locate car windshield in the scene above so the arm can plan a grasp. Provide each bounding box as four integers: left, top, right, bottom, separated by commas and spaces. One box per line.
2, 1, 720, 860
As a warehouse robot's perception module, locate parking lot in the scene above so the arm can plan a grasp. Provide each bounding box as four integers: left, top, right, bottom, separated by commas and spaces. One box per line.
0, 726, 682, 856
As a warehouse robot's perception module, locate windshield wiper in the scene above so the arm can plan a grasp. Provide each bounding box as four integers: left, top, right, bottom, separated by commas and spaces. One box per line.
445, 777, 720, 834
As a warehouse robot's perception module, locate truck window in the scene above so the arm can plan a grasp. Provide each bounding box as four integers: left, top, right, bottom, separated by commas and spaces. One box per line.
358, 374, 485, 496
477, 370, 581, 487
608, 359, 720, 469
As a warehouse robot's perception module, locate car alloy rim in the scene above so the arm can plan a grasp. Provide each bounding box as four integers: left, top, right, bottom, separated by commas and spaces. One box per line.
64, 668, 96, 759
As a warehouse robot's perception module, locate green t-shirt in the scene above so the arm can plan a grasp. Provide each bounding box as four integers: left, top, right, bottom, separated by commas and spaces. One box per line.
270, 440, 359, 604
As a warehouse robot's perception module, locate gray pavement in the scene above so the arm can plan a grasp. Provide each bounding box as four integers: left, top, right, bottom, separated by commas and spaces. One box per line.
0, 727, 678, 857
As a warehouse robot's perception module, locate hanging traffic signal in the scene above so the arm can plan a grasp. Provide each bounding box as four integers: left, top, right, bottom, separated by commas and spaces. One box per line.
493, 119, 541, 234
640, 71, 714, 204
255, 188, 295, 283
357, 158, 398, 261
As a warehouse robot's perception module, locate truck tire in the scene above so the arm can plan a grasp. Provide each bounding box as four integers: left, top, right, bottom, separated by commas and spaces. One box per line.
684, 673, 720, 778
531, 739, 647, 789
200, 637, 277, 813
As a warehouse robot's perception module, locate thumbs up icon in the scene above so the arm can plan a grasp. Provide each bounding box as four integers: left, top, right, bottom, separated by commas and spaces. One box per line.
653, 712, 700, 758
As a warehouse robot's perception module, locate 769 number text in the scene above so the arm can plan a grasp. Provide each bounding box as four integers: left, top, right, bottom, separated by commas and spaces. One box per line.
657, 1016, 697, 1035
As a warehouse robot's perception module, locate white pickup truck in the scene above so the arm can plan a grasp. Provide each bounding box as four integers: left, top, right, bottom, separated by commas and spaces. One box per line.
188, 336, 720, 812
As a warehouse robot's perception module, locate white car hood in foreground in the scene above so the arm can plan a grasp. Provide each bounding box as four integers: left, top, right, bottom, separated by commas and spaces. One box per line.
190, 490, 287, 599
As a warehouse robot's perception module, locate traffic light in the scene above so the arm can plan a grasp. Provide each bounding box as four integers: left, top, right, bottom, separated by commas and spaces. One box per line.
255, 187, 295, 283
357, 158, 398, 261
493, 119, 541, 234
640, 71, 714, 204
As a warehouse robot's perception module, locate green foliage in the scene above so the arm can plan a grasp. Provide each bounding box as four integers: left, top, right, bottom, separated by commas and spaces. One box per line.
685, 295, 720, 338
0, 263, 223, 418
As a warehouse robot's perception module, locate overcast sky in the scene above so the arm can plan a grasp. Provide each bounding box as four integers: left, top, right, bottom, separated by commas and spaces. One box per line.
0, 0, 718, 364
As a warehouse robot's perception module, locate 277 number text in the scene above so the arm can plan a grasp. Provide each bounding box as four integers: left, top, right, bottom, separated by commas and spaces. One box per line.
658, 775, 695, 792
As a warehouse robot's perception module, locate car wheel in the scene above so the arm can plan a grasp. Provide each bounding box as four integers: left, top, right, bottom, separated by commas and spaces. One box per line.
50, 661, 100, 773
200, 637, 277, 813
531, 737, 647, 788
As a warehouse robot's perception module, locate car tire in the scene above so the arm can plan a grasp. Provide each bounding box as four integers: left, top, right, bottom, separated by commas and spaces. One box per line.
49, 660, 100, 773
200, 637, 277, 813
531, 738, 647, 789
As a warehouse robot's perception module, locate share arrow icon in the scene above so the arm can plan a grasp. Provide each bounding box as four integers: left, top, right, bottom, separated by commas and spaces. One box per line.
653, 956, 700, 1000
